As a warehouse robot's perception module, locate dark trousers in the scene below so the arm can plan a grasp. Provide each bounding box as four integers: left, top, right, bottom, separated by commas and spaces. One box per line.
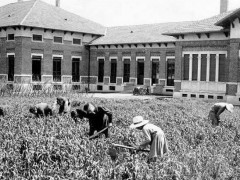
89, 114, 109, 138
208, 111, 220, 126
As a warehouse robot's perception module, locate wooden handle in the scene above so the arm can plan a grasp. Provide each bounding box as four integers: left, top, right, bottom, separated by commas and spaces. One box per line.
112, 143, 150, 152
89, 126, 109, 139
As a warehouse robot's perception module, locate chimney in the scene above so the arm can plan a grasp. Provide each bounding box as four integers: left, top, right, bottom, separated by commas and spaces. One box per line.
220, 0, 228, 14
56, 0, 60, 7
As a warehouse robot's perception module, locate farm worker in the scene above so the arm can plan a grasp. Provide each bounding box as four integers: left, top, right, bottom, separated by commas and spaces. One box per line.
55, 97, 71, 114
83, 103, 113, 138
29, 103, 53, 117
208, 102, 234, 126
130, 116, 168, 162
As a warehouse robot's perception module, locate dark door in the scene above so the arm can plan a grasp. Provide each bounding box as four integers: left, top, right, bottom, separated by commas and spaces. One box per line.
137, 61, 144, 85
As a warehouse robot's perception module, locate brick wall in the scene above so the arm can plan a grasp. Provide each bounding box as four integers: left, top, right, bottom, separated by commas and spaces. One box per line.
91, 47, 175, 86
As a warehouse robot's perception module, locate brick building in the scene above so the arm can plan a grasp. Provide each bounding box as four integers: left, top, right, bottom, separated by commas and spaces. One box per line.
0, 0, 105, 91
0, 0, 240, 105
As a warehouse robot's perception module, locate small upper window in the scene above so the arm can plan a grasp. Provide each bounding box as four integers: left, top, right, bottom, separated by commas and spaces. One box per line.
33, 34, 43, 42
7, 34, 15, 41
73, 38, 81, 45
54, 36, 63, 43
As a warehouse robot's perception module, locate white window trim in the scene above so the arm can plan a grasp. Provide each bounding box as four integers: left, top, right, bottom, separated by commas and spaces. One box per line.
7, 34, 15, 41
32, 34, 43, 42
7, 53, 15, 57
166, 56, 175, 61
72, 38, 82, 46
53, 36, 63, 44
53, 55, 63, 59
136, 56, 145, 61
109, 56, 118, 61
31, 53, 43, 58
122, 56, 131, 61
72, 56, 82, 60
97, 57, 105, 61
150, 56, 160, 61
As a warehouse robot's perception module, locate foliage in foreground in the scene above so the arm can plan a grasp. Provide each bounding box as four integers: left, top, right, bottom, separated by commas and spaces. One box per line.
0, 94, 240, 179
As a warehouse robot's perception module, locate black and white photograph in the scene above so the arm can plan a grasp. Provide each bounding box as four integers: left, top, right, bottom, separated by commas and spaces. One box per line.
0, 0, 240, 179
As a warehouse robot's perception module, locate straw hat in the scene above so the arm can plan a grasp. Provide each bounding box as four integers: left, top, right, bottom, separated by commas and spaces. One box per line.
130, 116, 149, 129
226, 103, 234, 113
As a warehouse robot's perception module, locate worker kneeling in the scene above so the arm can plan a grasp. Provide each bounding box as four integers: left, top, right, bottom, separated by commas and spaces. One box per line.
130, 116, 168, 163
208, 102, 234, 127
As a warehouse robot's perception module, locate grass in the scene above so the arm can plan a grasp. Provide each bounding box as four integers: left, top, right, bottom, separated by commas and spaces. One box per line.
0, 94, 240, 179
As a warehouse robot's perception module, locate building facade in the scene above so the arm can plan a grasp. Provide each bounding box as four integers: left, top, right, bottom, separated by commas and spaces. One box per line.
0, 0, 240, 105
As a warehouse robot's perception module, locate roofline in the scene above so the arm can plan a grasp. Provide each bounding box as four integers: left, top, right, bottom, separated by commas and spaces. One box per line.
89, 41, 176, 46
215, 8, 240, 26
162, 29, 229, 36
0, 25, 105, 36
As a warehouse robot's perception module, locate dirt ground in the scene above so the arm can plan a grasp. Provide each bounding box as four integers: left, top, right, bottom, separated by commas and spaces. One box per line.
84, 93, 172, 100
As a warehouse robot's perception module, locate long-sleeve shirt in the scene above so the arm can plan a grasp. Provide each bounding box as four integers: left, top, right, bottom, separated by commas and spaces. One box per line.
210, 102, 228, 119
88, 106, 112, 129
140, 123, 163, 148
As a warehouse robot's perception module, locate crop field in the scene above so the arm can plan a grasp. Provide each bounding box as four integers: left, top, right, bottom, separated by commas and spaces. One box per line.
0, 93, 240, 179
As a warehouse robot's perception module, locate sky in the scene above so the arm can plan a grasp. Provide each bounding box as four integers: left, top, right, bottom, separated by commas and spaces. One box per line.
1, 0, 240, 27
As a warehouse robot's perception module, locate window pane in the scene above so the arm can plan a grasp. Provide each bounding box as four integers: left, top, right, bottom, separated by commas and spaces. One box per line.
152, 61, 159, 84
33, 34, 42, 41
137, 61, 144, 85
72, 58, 80, 82
73, 38, 81, 45
110, 59, 117, 83
123, 59, 130, 82
98, 59, 104, 83
32, 56, 41, 81
183, 54, 189, 80
8, 34, 14, 41
209, 54, 216, 82
8, 55, 14, 81
167, 59, 175, 86
200, 54, 207, 81
53, 57, 61, 82
54, 36, 63, 43
192, 54, 198, 81
219, 54, 226, 82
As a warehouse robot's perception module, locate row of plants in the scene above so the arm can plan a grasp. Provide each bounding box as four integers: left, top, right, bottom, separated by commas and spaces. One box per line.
0, 94, 240, 179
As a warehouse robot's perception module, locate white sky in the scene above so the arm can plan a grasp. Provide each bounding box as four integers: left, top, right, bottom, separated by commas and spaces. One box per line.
1, 0, 240, 27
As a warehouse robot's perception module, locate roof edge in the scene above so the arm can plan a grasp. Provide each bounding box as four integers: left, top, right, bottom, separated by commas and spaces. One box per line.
89, 41, 176, 46
162, 29, 229, 36
215, 8, 240, 26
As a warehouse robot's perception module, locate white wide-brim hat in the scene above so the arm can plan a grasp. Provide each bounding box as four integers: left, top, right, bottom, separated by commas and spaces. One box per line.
130, 116, 149, 129
226, 104, 234, 113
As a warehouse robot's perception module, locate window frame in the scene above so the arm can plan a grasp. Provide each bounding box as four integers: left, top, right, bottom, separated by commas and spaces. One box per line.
110, 57, 117, 84
122, 57, 131, 83
53, 36, 63, 44
32, 34, 43, 42
7, 53, 15, 82
7, 34, 15, 41
72, 56, 81, 82
72, 38, 82, 45
31, 53, 43, 82
52, 55, 63, 82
